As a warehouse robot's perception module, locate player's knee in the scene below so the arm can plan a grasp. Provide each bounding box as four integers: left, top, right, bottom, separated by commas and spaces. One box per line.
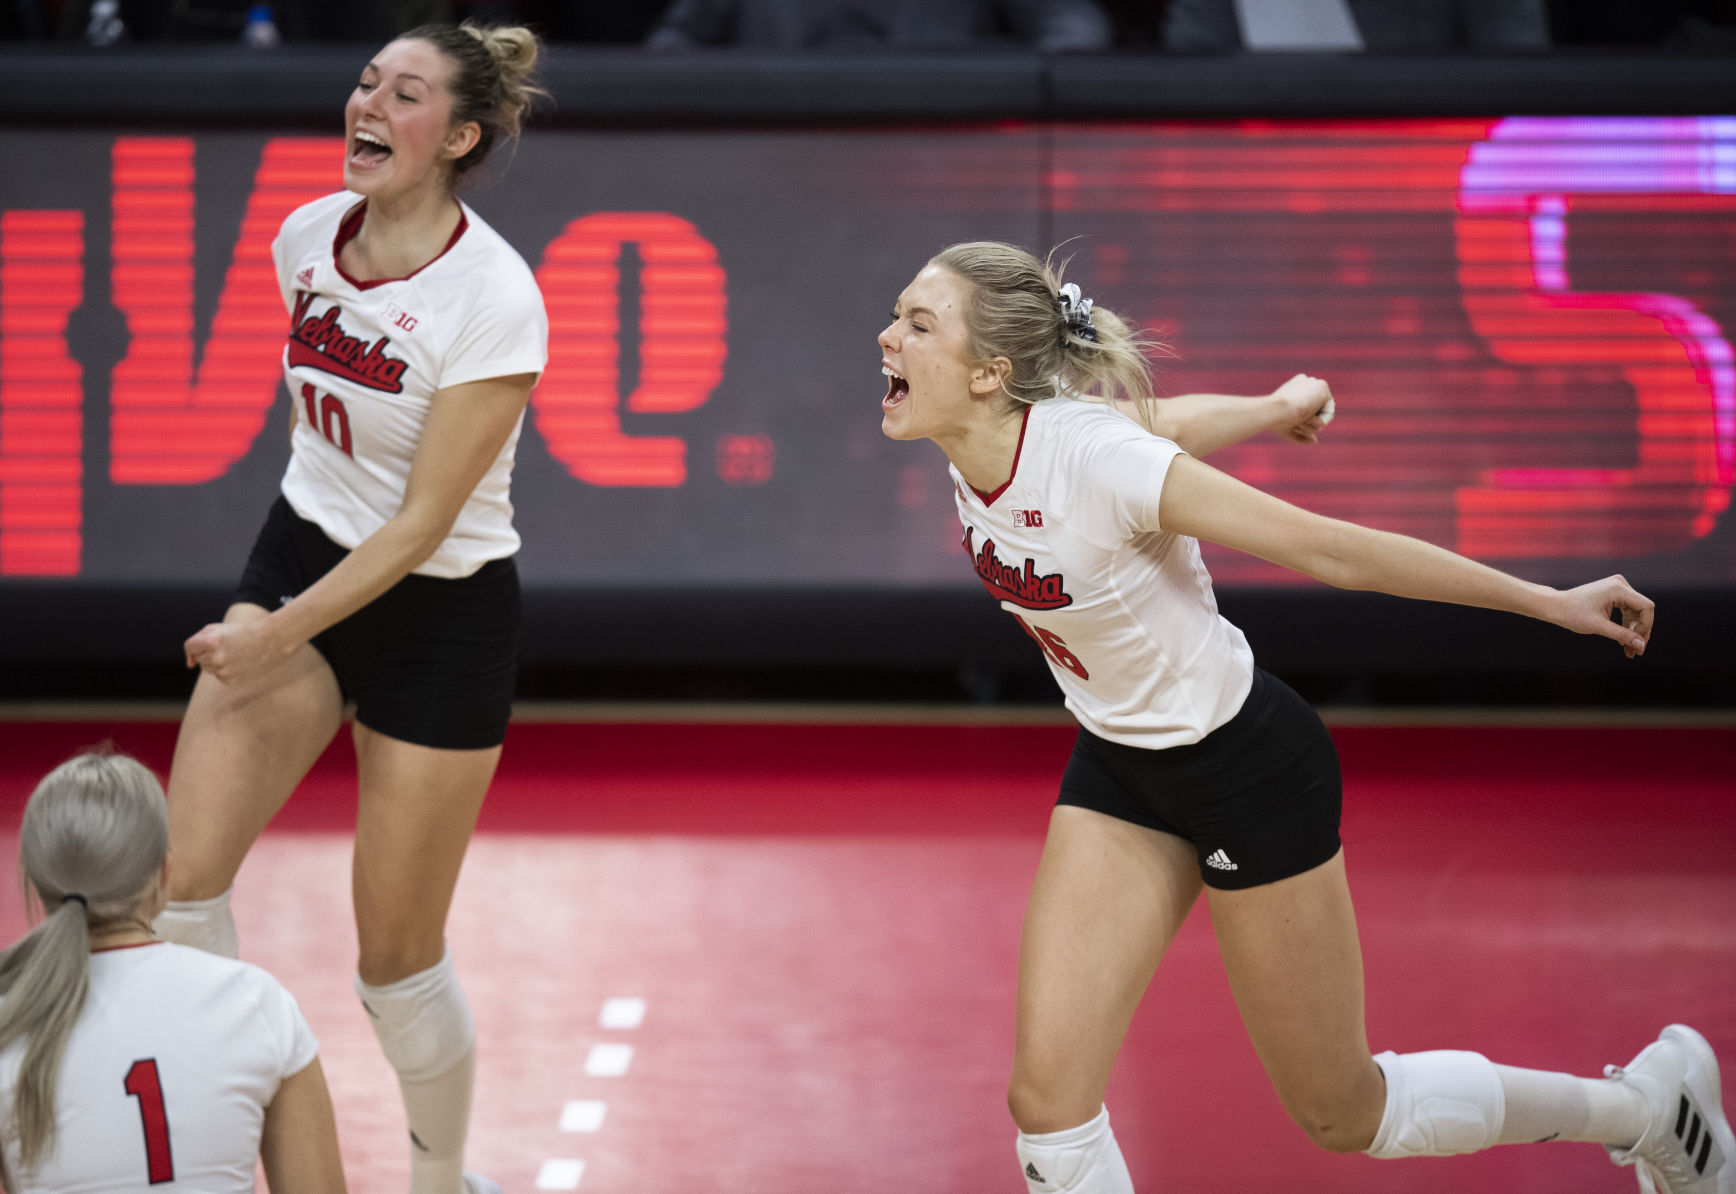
1007, 1061, 1100, 1136
1277, 1073, 1385, 1153
1289, 1100, 1379, 1154
356, 926, 444, 987
165, 868, 226, 903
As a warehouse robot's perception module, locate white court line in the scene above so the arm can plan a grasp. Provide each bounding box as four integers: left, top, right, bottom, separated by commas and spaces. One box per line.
534, 1159, 585, 1190
560, 1099, 608, 1132
599, 996, 646, 1029
585, 1043, 634, 1076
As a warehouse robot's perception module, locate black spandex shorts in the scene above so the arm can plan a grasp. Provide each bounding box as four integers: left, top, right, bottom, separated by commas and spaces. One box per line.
1056, 668, 1341, 890
234, 495, 519, 751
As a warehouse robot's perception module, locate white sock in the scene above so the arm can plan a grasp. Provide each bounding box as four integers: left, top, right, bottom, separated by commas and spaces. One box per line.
1016, 1105, 1136, 1193
1369, 1050, 1654, 1159
1495, 1064, 1649, 1147
356, 949, 477, 1194
152, 889, 239, 958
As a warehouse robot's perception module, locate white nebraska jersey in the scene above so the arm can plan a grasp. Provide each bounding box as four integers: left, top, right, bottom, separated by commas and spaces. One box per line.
0, 942, 318, 1193
273, 191, 549, 578
952, 398, 1255, 748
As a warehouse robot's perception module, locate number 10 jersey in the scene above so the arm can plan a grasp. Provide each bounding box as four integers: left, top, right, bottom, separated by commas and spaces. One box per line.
273, 191, 550, 579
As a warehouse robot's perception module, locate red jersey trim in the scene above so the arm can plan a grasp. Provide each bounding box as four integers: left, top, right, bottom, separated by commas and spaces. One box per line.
92, 940, 167, 954
332, 200, 469, 291
969, 405, 1032, 506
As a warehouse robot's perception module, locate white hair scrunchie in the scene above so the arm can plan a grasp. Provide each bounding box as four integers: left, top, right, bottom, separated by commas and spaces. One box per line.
1057, 282, 1097, 344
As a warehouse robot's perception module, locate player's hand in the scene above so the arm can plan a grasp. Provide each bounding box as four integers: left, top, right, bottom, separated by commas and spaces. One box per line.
184, 618, 290, 685
1552, 575, 1654, 658
1271, 373, 1336, 445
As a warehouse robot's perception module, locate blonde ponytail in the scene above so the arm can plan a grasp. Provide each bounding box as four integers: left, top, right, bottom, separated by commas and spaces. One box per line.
0, 752, 169, 1170
930, 242, 1164, 419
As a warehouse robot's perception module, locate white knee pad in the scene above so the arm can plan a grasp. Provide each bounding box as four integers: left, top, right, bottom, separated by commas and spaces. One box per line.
1016, 1106, 1135, 1194
355, 948, 476, 1083
153, 889, 239, 958
1368, 1050, 1506, 1159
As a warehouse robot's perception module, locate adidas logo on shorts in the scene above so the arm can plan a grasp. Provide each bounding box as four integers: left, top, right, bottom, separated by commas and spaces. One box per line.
1025, 1161, 1047, 1184
1205, 849, 1238, 871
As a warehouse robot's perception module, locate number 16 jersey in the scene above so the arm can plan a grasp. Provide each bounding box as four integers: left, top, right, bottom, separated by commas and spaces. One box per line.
951, 398, 1255, 749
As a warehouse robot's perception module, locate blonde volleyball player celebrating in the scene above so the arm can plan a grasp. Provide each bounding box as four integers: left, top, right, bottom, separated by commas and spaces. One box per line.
0, 752, 344, 1192
154, 23, 548, 1194
878, 243, 1730, 1194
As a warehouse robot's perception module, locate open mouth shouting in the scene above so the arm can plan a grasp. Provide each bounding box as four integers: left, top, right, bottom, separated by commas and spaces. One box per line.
882, 362, 909, 409
350, 128, 393, 170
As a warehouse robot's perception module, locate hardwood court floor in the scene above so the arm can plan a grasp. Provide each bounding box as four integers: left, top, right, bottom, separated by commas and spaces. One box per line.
0, 717, 1730, 1193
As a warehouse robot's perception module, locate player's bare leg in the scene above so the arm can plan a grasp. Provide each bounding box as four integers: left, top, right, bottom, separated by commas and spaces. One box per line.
351, 723, 500, 1194
1010, 805, 1204, 1192
1209, 849, 1720, 1188
157, 602, 345, 955
1206, 849, 1386, 1152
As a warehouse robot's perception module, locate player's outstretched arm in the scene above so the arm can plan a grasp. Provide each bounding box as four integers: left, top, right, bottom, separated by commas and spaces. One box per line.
184, 372, 537, 686
1156, 453, 1654, 657
1142, 373, 1336, 456
261, 1056, 347, 1193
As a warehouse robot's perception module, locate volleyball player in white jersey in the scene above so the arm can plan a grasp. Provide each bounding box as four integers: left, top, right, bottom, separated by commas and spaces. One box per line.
879, 243, 1731, 1194
0, 751, 344, 1193
151, 23, 548, 1194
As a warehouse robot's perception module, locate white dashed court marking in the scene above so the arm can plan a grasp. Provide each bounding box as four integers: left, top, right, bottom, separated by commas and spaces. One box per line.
534, 1158, 585, 1190
585, 1042, 634, 1076
599, 995, 647, 1029
560, 1099, 608, 1132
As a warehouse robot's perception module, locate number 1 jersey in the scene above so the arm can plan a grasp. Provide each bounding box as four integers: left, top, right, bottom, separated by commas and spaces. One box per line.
0, 942, 318, 1192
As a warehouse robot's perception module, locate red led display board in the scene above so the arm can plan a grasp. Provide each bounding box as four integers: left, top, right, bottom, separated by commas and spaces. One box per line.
0, 120, 1730, 591
0, 210, 83, 576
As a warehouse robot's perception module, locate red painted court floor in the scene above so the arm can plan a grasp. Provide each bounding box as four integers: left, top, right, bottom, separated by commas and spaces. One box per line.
0, 716, 1731, 1193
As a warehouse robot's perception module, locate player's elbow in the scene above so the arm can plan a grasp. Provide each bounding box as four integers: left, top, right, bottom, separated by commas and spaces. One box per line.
1295, 521, 1369, 592
390, 504, 458, 565
1312, 550, 1364, 592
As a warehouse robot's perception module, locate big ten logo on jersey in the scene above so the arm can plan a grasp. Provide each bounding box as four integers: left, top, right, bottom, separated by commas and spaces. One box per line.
383, 301, 418, 334
0, 136, 750, 578
1012, 508, 1044, 529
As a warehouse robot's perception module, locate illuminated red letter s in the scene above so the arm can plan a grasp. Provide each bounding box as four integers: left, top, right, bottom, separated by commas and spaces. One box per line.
1455, 118, 1735, 558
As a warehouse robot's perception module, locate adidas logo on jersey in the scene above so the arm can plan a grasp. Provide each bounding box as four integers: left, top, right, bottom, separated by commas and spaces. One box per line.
1205, 849, 1238, 871
1025, 1161, 1047, 1184
296, 266, 314, 288
1012, 508, 1044, 528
